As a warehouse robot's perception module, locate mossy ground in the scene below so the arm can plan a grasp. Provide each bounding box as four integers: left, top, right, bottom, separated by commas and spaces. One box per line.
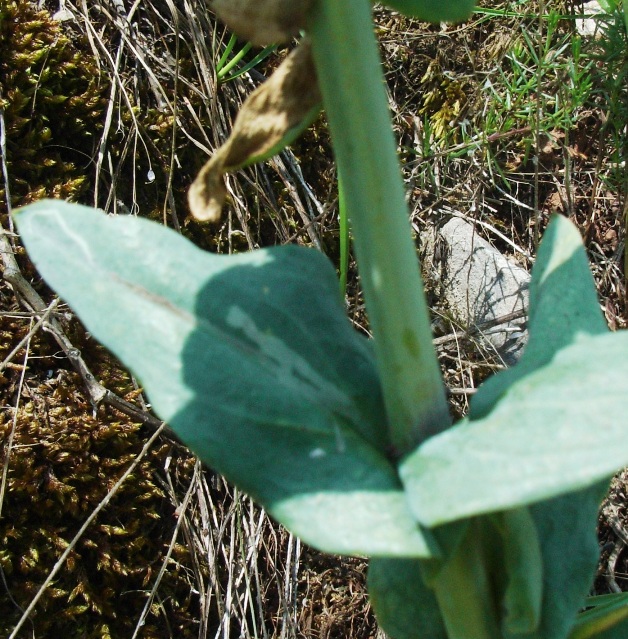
1, 0, 628, 637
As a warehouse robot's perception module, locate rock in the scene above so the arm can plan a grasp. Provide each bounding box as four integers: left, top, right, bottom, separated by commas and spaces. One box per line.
575, 1, 606, 38
424, 216, 530, 365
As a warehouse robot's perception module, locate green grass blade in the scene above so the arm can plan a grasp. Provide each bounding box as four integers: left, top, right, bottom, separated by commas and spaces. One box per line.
568, 592, 628, 639
217, 42, 252, 80
216, 32, 238, 72
221, 44, 277, 83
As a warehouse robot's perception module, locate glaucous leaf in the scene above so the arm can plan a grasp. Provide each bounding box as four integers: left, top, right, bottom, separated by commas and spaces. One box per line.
400, 215, 626, 527
380, 0, 476, 24
526, 485, 609, 639
429, 518, 503, 639
368, 558, 448, 639
492, 508, 543, 636
471, 214, 607, 419
15, 200, 435, 558
469, 215, 611, 639
401, 329, 627, 526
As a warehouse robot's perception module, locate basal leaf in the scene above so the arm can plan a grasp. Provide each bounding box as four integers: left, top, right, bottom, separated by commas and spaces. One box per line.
400, 215, 623, 527
528, 484, 609, 639
368, 558, 448, 639
472, 214, 607, 419
419, 215, 611, 638
491, 508, 543, 636
15, 200, 435, 558
429, 518, 503, 639
380, 0, 476, 23
421, 513, 542, 639
400, 330, 628, 527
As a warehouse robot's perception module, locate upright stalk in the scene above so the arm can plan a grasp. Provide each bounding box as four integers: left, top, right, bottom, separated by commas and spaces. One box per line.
306, 0, 451, 454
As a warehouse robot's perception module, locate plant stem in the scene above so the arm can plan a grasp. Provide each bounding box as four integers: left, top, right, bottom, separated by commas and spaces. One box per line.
306, 0, 451, 454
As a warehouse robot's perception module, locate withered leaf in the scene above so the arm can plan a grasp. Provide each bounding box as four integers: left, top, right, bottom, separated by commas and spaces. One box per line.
189, 41, 321, 223
212, 0, 314, 46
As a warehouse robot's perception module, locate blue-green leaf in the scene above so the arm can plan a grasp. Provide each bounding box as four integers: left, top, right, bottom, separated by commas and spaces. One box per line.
368, 558, 448, 639
400, 216, 626, 527
428, 518, 503, 639
401, 330, 627, 526
527, 485, 609, 639
14, 200, 435, 558
379, 0, 476, 23
467, 215, 611, 639
492, 508, 543, 636
471, 214, 608, 419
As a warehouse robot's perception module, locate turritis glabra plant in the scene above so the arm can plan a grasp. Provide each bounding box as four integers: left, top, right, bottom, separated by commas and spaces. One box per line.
10, 0, 628, 637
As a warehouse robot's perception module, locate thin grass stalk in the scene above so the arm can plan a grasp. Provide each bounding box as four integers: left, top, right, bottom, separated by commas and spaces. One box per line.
217, 42, 253, 80
0, 319, 31, 521
307, 0, 451, 454
130, 460, 200, 639
533, 0, 545, 250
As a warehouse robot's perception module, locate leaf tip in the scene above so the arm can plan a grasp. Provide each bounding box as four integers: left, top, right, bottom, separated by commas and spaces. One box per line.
188, 161, 226, 223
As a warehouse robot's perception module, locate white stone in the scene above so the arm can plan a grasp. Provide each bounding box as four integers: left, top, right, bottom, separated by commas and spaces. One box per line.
576, 1, 606, 38
424, 216, 530, 365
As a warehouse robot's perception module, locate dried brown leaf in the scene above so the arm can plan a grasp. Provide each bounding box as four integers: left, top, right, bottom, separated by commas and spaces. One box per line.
188, 41, 320, 222
212, 0, 314, 45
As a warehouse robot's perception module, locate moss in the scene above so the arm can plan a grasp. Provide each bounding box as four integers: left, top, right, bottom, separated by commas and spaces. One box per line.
0, 0, 109, 209
0, 365, 203, 638
419, 58, 469, 144
0, 7, 214, 634
0, 282, 204, 638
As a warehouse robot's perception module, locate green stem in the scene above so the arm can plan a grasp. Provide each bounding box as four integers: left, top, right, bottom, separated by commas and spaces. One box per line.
307, 0, 451, 454
217, 42, 252, 80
